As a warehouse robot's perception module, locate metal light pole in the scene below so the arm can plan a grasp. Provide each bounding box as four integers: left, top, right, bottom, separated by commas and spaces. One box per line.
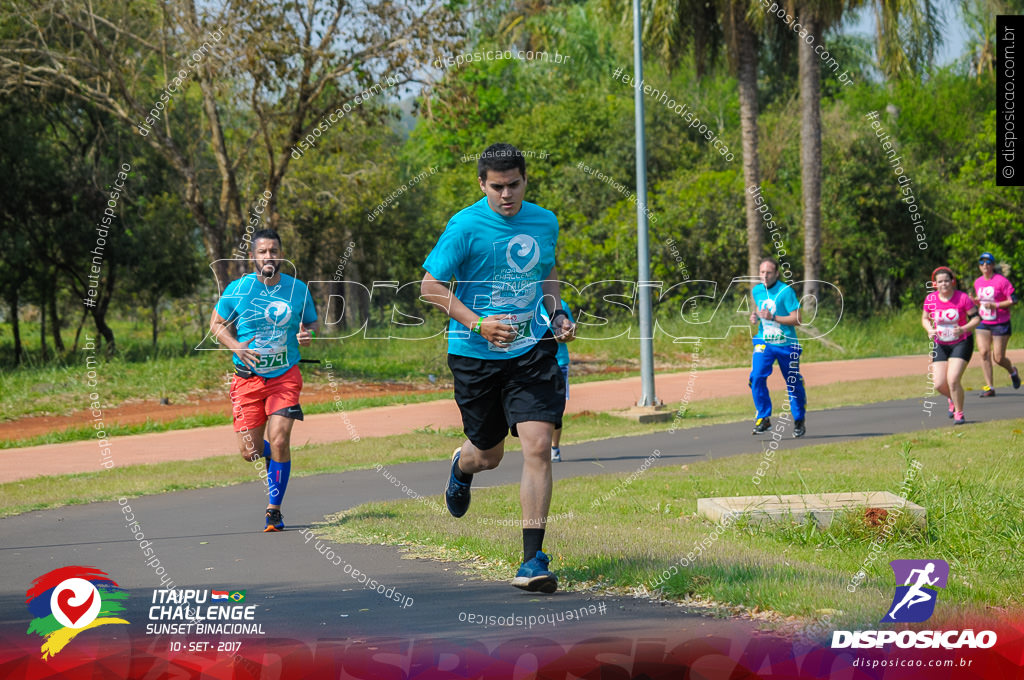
633, 0, 659, 408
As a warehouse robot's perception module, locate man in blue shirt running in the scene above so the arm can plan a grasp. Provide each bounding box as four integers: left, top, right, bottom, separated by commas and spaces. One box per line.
209, 229, 318, 531
421, 143, 575, 594
748, 257, 807, 438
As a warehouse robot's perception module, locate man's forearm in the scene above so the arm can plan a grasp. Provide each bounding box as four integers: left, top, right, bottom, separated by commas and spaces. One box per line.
421, 278, 477, 329
541, 269, 561, 317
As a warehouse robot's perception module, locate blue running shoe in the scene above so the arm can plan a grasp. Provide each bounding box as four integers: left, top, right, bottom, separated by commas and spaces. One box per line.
512, 550, 558, 593
444, 448, 471, 518
264, 508, 284, 532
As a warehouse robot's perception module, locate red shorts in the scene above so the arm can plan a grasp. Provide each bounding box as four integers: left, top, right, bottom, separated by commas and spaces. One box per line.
229, 365, 304, 432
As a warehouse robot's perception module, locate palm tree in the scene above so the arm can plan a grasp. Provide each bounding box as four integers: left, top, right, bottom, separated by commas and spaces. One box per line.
960, 0, 1006, 78
784, 1, 847, 309
603, 0, 771, 277
725, 2, 769, 279
787, 0, 943, 309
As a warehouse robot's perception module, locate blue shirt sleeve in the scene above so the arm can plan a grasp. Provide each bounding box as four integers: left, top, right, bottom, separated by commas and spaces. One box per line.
779, 284, 800, 316
301, 285, 318, 324
214, 279, 240, 321
422, 217, 468, 282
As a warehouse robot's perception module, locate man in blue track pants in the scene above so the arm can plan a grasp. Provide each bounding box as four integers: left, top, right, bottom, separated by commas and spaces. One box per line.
748, 257, 807, 438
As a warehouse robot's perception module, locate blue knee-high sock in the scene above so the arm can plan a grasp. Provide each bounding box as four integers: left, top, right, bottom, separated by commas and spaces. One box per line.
267, 460, 291, 506
262, 440, 271, 459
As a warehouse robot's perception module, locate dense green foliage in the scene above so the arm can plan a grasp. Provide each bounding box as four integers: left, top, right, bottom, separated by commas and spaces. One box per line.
0, 0, 1015, 367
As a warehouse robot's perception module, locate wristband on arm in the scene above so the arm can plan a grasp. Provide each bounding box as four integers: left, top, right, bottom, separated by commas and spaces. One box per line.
472, 317, 484, 334
549, 309, 569, 328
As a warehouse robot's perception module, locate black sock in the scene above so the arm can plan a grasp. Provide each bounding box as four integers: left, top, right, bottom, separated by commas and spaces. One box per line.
453, 462, 473, 484
523, 528, 545, 562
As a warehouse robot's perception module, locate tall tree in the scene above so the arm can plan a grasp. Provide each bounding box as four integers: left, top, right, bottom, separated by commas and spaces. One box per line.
601, 0, 775, 277
0, 0, 461, 285
724, 2, 767, 278
788, 0, 942, 308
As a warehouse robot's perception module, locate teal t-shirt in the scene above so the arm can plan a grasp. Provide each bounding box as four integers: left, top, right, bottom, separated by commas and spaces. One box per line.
548, 300, 574, 367
215, 273, 318, 377
752, 280, 799, 345
423, 198, 559, 360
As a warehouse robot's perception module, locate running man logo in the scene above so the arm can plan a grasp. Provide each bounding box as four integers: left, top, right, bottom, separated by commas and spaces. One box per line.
883, 559, 949, 623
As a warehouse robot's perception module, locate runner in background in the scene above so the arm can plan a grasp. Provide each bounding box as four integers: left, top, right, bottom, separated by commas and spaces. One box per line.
922, 267, 979, 425
209, 229, 319, 531
549, 299, 575, 462
748, 257, 807, 438
971, 252, 1020, 397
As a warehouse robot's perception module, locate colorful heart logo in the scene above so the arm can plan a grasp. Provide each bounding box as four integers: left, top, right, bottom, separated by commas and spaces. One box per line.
56, 588, 95, 626
49, 578, 101, 629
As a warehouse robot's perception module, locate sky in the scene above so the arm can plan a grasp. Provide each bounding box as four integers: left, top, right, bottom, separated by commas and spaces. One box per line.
845, 0, 972, 67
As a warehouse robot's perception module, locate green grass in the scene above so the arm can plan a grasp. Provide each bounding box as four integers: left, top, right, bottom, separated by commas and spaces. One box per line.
0, 411, 694, 517
0, 373, 946, 516
0, 366, 944, 450
0, 390, 448, 449
318, 420, 1024, 633
5, 305, 1021, 422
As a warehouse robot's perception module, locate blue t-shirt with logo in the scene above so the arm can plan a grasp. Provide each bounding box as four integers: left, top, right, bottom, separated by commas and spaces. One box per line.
215, 273, 318, 377
423, 197, 559, 360
752, 280, 800, 345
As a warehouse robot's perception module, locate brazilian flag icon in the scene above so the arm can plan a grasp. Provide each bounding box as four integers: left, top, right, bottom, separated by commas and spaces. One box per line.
229, 590, 246, 602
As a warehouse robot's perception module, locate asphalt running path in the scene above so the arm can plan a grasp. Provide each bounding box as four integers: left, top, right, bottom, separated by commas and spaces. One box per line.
7, 351, 1024, 483
2, 394, 1023, 649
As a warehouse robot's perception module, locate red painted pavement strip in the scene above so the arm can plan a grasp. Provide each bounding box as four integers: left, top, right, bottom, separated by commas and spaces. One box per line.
6, 351, 1023, 484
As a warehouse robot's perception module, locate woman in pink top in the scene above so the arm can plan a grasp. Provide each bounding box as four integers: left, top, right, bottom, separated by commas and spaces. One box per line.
971, 251, 1020, 396
921, 267, 980, 425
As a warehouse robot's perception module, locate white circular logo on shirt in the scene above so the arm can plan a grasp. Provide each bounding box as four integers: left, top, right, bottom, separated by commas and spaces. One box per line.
506, 235, 540, 273
979, 285, 995, 300
936, 309, 959, 323
264, 301, 292, 327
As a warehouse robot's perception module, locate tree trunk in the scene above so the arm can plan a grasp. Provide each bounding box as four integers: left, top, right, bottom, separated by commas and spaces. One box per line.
736, 16, 763, 279
9, 289, 22, 365
92, 310, 116, 352
49, 286, 64, 352
798, 14, 822, 311
152, 298, 160, 349
72, 305, 88, 353
344, 260, 369, 328
39, 298, 48, 361
92, 263, 117, 354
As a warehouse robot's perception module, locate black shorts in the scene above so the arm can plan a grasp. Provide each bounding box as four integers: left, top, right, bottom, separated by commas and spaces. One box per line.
932, 335, 974, 363
977, 321, 1012, 337
447, 333, 565, 451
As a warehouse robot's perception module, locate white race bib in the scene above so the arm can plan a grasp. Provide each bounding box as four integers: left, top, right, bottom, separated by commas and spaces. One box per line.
253, 339, 288, 373
978, 286, 997, 321
488, 311, 536, 353
762, 319, 784, 342
936, 323, 959, 343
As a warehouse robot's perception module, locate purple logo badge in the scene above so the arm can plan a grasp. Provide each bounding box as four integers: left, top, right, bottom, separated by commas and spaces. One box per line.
883, 559, 949, 623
